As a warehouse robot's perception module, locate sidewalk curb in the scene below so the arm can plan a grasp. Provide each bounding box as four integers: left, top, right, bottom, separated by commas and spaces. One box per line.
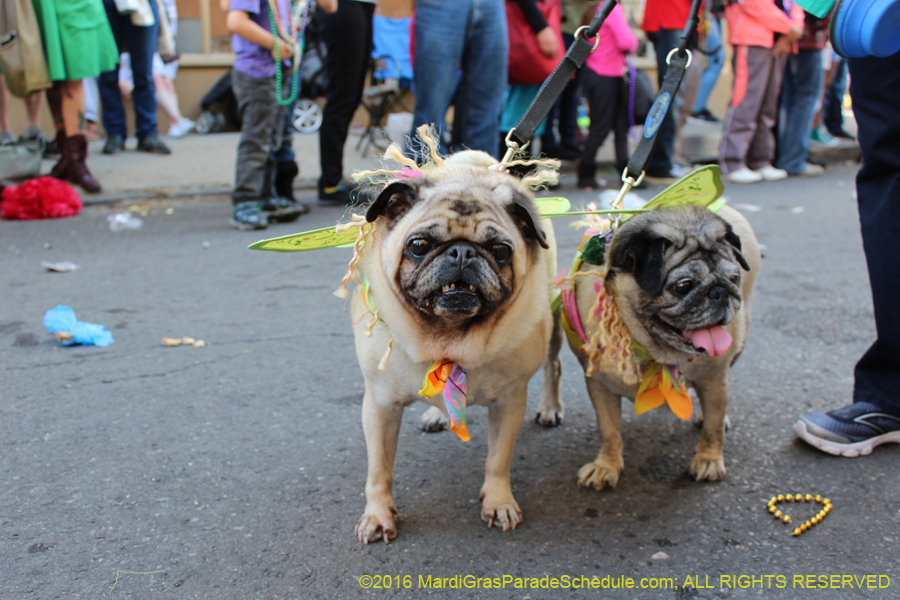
81, 178, 319, 205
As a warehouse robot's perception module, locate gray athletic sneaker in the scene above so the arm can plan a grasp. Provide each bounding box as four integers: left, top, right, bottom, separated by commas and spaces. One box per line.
793, 401, 900, 457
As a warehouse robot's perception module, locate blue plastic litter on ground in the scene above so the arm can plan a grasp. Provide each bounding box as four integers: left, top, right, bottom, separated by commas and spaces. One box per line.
43, 305, 115, 347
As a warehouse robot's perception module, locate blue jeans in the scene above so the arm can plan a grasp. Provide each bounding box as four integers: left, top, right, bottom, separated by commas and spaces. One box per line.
645, 28, 680, 174
98, 0, 160, 140
775, 49, 823, 174
848, 51, 900, 414
412, 0, 507, 157
823, 57, 848, 135
692, 17, 724, 114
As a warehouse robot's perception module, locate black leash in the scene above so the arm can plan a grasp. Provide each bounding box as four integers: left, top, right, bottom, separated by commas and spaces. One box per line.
501, 0, 703, 224
502, 0, 617, 160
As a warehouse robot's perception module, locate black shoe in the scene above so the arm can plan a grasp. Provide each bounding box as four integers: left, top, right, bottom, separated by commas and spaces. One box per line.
137, 135, 172, 155
318, 179, 375, 206
103, 133, 125, 155
828, 127, 855, 140
688, 109, 721, 125
261, 196, 309, 223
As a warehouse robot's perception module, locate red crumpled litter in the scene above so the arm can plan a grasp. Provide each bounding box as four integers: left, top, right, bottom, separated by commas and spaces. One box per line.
1, 176, 82, 220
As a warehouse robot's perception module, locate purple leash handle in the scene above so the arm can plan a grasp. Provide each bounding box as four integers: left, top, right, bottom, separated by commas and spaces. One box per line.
627, 58, 638, 141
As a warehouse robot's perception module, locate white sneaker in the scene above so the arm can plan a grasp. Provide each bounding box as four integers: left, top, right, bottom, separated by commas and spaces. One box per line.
754, 165, 788, 181
727, 167, 763, 184
796, 162, 825, 177
167, 119, 195, 139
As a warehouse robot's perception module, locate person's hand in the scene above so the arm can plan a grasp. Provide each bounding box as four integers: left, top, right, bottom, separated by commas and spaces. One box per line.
785, 26, 804, 43
772, 36, 793, 58
536, 27, 560, 58
271, 39, 299, 61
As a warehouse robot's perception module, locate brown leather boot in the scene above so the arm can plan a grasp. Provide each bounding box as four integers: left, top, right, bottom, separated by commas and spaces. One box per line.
65, 134, 102, 194
50, 131, 69, 180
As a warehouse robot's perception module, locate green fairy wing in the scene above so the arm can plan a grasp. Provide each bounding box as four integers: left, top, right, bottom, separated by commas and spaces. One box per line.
249, 171, 726, 253
622, 165, 725, 221
248, 225, 359, 252
535, 196, 571, 216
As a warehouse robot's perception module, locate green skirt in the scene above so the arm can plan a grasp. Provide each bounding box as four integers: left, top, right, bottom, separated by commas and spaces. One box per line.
31, 0, 118, 81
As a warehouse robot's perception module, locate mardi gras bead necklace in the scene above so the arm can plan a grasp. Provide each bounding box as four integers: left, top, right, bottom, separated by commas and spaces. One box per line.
267, 0, 313, 106
766, 493, 832, 536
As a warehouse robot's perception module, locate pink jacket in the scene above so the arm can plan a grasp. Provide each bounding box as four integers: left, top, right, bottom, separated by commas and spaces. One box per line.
725, 0, 805, 48
585, 4, 639, 77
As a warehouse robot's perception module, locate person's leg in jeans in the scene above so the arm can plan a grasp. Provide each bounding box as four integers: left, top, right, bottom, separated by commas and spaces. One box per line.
98, 1, 127, 148
455, 0, 507, 157
823, 57, 850, 137
645, 28, 681, 176
316, 0, 374, 199
775, 49, 823, 175
692, 17, 724, 117
128, 0, 161, 142
99, 0, 167, 152
793, 50, 900, 455
413, 2, 470, 155
849, 52, 900, 414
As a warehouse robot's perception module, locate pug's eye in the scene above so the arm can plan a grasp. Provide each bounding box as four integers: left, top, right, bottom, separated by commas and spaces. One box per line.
408, 238, 432, 257
672, 279, 693, 295
491, 243, 512, 263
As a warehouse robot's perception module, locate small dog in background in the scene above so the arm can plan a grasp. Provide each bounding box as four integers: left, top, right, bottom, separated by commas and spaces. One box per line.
345, 132, 561, 543
538, 204, 760, 489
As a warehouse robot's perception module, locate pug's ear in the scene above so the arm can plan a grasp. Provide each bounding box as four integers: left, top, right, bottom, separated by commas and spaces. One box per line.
507, 192, 549, 249
609, 229, 670, 295
366, 181, 420, 223
723, 223, 750, 271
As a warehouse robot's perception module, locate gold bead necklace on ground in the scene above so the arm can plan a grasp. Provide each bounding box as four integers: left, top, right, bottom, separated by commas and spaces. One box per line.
766, 493, 832, 536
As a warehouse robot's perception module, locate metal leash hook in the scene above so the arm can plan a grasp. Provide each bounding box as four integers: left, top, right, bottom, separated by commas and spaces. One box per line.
498, 129, 529, 172
609, 167, 645, 230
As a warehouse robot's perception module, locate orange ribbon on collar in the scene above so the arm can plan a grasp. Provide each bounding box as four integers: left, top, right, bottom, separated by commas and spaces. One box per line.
635, 362, 693, 421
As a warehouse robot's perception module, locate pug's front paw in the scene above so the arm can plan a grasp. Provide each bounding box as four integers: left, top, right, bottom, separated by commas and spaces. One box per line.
355, 503, 398, 544
534, 404, 564, 427
481, 489, 522, 531
688, 453, 726, 481
577, 456, 623, 490
418, 406, 449, 433
480, 497, 522, 532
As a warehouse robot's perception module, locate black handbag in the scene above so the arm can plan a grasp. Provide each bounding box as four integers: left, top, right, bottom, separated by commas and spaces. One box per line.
623, 58, 655, 126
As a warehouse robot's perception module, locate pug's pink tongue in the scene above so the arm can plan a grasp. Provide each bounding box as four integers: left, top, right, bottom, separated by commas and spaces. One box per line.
683, 325, 732, 358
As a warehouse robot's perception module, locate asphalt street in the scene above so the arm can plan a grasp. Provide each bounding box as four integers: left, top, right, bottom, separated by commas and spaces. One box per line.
2, 161, 898, 600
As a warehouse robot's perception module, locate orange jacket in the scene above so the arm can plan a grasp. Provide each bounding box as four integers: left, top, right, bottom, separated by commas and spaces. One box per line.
725, 0, 805, 48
